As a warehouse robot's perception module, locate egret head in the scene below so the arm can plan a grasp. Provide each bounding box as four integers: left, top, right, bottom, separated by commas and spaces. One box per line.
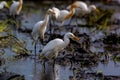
1, 1, 9, 8
65, 32, 80, 41
51, 7, 60, 18
47, 8, 55, 15
89, 5, 99, 13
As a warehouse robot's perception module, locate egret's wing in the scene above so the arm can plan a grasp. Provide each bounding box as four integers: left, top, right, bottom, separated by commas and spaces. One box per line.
39, 38, 65, 59
40, 48, 56, 59
31, 21, 43, 40
58, 10, 69, 21
42, 38, 64, 53
74, 1, 88, 10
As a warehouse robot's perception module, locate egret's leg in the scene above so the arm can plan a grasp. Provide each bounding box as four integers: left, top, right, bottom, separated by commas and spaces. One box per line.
68, 16, 73, 26
61, 21, 64, 26
34, 40, 38, 57
70, 59, 73, 70
53, 59, 55, 80
43, 60, 46, 73
53, 19, 55, 26
49, 18, 53, 34
75, 15, 78, 27
15, 15, 17, 20
50, 22, 52, 34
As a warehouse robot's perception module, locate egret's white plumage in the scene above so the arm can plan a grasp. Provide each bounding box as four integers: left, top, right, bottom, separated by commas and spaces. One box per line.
9, 0, 23, 16
39, 32, 80, 60
0, 1, 8, 9
51, 7, 76, 25
31, 9, 55, 41
67, 1, 99, 16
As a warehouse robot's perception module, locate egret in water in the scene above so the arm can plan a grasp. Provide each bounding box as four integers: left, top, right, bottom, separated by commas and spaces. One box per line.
50, 5, 80, 26
9, 0, 23, 16
0, 1, 9, 9
31, 9, 55, 55
39, 32, 79, 73
39, 32, 80, 67
67, 1, 99, 24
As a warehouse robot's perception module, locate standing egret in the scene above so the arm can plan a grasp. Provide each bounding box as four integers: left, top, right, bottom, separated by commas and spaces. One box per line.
39, 32, 79, 74
0, 1, 9, 9
31, 9, 55, 55
67, 1, 99, 24
9, 0, 23, 16
50, 5, 80, 26
39, 32, 80, 67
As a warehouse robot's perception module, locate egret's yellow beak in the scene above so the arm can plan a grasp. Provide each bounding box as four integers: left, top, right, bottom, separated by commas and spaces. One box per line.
72, 35, 80, 41
95, 8, 99, 13
5, 4, 9, 8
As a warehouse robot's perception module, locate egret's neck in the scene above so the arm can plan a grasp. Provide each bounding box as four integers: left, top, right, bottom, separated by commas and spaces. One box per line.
43, 13, 49, 25
16, 0, 23, 15
63, 36, 70, 47
64, 8, 75, 20
39, 14, 49, 39
19, 0, 23, 4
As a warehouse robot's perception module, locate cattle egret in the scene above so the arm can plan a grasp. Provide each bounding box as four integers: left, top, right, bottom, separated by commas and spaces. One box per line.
68, 1, 99, 16
31, 9, 55, 55
0, 1, 9, 9
67, 1, 99, 24
9, 0, 23, 16
39, 32, 80, 60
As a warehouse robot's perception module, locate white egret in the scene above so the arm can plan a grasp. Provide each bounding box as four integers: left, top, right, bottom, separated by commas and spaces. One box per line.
50, 5, 79, 26
68, 1, 99, 16
39, 32, 79, 75
67, 1, 99, 24
9, 0, 23, 16
39, 32, 80, 60
31, 9, 55, 55
0, 1, 9, 9
39, 32, 79, 72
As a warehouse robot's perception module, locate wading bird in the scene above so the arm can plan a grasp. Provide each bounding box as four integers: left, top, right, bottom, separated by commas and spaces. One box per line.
67, 1, 99, 24
50, 5, 80, 26
9, 0, 23, 16
39, 32, 80, 69
31, 9, 55, 55
0, 1, 9, 9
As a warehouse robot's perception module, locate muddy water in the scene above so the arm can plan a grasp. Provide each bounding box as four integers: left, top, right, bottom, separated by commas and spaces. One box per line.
0, 1, 120, 80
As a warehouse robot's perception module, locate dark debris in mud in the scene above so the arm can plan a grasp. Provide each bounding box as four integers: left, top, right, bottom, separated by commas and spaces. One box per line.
73, 70, 120, 80
103, 33, 120, 44
0, 72, 25, 80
